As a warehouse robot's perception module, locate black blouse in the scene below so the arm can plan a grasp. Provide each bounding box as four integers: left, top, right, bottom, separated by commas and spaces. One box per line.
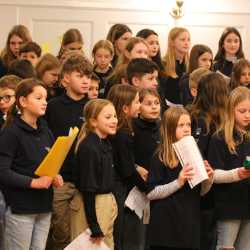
147, 155, 200, 248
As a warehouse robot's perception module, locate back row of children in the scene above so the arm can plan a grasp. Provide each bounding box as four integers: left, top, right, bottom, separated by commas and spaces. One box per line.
0, 23, 250, 250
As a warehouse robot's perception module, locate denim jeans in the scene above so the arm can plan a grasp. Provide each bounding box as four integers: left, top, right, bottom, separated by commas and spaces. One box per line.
216, 219, 250, 250
5, 207, 51, 250
0, 191, 5, 250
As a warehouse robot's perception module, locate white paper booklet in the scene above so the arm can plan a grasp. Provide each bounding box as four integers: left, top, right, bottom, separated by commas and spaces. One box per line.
173, 135, 208, 188
64, 229, 110, 250
125, 186, 149, 219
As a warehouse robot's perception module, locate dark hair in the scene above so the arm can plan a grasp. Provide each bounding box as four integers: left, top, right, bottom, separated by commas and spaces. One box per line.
188, 44, 213, 73
127, 58, 159, 84
5, 78, 46, 127
214, 27, 244, 62
0, 75, 22, 89
191, 72, 228, 132
91, 72, 100, 83
136, 29, 164, 71
61, 54, 93, 76
230, 58, 250, 90
106, 24, 132, 45
20, 41, 42, 57
8, 59, 36, 79
107, 84, 137, 132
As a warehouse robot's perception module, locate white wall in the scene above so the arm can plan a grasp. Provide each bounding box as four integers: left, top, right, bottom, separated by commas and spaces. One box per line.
0, 0, 250, 59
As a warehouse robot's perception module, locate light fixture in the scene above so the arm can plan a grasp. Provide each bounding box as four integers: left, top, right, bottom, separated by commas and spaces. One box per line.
170, 0, 184, 19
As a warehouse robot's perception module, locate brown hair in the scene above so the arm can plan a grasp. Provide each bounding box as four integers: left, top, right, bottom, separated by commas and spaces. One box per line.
75, 99, 115, 152
139, 88, 160, 103
5, 78, 46, 127
158, 107, 190, 168
58, 29, 84, 59
1, 25, 32, 68
230, 59, 250, 90
189, 68, 211, 90
20, 41, 42, 57
107, 84, 138, 132
36, 53, 60, 80
188, 44, 213, 73
61, 54, 93, 77
0, 75, 22, 90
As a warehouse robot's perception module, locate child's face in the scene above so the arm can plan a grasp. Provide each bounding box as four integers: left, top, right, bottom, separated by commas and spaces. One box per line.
9, 34, 23, 57
92, 104, 118, 138
140, 94, 160, 120
223, 32, 240, 57
234, 99, 250, 131
145, 34, 160, 58
42, 68, 60, 87
240, 67, 250, 86
137, 70, 158, 89
115, 32, 132, 54
175, 114, 191, 140
190, 87, 197, 98
128, 42, 149, 60
63, 42, 83, 52
88, 80, 99, 99
64, 71, 91, 98
20, 51, 39, 67
94, 48, 112, 70
198, 52, 212, 69
173, 31, 190, 56
20, 86, 47, 118
123, 92, 140, 118
0, 88, 15, 114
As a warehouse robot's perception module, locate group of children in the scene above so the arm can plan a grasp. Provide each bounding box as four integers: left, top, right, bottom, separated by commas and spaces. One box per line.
0, 22, 250, 250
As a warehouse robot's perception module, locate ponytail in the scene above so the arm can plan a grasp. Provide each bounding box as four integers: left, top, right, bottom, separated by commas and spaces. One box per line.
75, 123, 90, 153
3, 102, 19, 128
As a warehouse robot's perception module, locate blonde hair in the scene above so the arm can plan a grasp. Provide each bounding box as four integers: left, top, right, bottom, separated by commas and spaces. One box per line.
158, 107, 190, 168
220, 86, 250, 154
92, 40, 114, 60
163, 27, 190, 78
75, 99, 114, 152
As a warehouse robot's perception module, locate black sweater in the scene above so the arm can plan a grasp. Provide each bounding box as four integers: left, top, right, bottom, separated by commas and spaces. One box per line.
0, 116, 54, 214
208, 131, 250, 219
45, 93, 89, 182
75, 132, 114, 237
133, 118, 160, 170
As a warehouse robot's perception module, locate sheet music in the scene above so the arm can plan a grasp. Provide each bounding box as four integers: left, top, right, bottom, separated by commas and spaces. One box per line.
64, 229, 110, 250
173, 136, 208, 188
125, 187, 149, 219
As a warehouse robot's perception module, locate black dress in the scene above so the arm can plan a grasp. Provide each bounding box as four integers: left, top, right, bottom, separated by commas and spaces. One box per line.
212, 59, 234, 77
147, 156, 200, 249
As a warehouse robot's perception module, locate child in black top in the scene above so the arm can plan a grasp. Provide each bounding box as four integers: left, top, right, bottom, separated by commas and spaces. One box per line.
44, 54, 92, 249
71, 99, 118, 249
0, 78, 63, 250
107, 84, 147, 250
134, 88, 161, 171
147, 106, 213, 250
208, 86, 250, 250
92, 40, 114, 98
213, 27, 244, 77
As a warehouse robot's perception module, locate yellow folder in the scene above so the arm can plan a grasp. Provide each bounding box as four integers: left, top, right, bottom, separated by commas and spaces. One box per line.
35, 127, 79, 177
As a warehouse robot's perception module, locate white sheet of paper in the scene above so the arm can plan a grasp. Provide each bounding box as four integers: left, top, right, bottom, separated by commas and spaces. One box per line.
64, 229, 110, 250
125, 187, 149, 219
173, 136, 208, 188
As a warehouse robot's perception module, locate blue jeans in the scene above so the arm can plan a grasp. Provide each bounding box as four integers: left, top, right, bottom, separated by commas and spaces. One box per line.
5, 208, 51, 250
0, 191, 5, 250
216, 219, 250, 250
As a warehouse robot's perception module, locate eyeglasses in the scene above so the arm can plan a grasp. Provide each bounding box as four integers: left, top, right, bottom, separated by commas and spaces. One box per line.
0, 95, 15, 103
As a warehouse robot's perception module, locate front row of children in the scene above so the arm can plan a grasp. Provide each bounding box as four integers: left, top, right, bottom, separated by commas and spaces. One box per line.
1, 64, 250, 250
